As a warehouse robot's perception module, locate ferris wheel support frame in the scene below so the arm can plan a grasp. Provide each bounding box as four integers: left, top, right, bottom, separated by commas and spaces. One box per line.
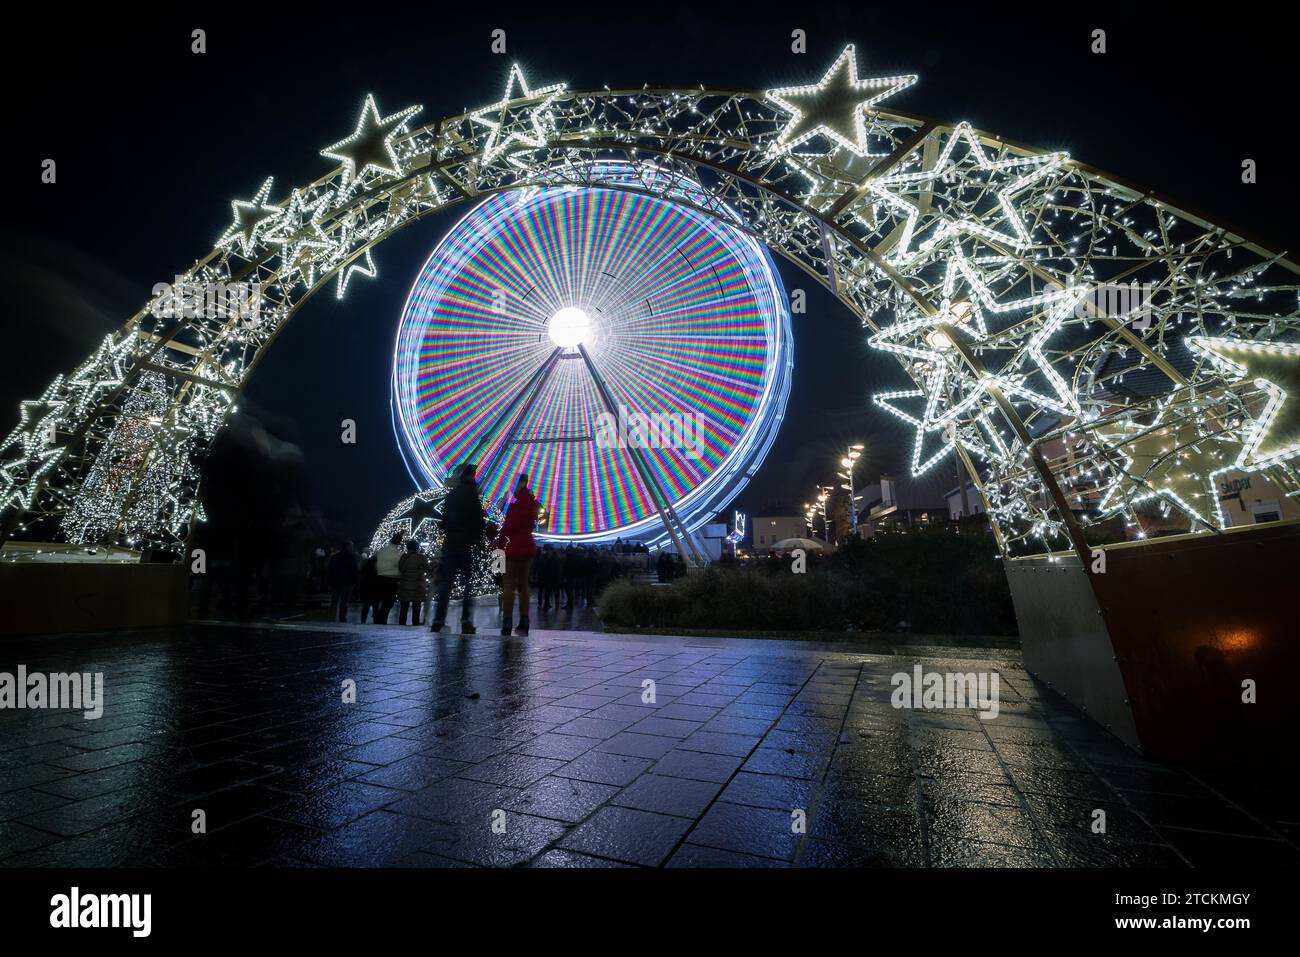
466, 345, 564, 490
576, 344, 704, 565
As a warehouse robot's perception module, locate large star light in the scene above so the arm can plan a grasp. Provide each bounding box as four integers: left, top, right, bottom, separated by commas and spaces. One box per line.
469, 64, 565, 165
870, 122, 1068, 267
1190, 336, 1300, 468
766, 45, 915, 158
321, 94, 422, 188
216, 177, 282, 258
1094, 408, 1243, 529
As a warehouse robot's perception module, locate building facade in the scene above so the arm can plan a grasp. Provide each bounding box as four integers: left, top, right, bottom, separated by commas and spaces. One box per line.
751, 515, 807, 550
857, 473, 950, 535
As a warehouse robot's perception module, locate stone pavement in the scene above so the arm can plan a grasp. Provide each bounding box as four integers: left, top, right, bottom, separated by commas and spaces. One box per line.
1, 622, 1295, 868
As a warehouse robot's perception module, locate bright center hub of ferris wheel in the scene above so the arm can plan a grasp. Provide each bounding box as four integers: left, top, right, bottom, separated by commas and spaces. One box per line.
547, 306, 591, 348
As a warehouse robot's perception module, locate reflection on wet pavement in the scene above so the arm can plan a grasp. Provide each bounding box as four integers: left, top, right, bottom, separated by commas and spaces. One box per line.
1, 620, 1295, 868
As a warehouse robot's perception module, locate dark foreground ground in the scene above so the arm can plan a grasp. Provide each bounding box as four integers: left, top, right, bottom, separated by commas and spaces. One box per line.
1, 615, 1296, 868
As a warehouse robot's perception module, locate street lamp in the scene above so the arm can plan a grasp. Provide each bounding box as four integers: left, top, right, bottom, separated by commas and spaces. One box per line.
842, 443, 864, 534
811, 485, 832, 542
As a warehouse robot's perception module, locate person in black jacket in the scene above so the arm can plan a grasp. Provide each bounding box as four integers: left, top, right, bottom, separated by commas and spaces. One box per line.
326, 541, 359, 622
561, 545, 578, 610
536, 545, 559, 612
430, 463, 487, 634
657, 548, 673, 583
357, 549, 379, 623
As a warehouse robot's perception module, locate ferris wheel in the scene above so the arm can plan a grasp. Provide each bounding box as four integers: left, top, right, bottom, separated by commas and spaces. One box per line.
391, 163, 792, 552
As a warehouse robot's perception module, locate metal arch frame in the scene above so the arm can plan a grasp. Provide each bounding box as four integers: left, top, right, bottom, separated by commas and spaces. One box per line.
2, 64, 1298, 563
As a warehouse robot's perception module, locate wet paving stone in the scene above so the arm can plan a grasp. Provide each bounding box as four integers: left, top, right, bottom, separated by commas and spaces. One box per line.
594, 731, 679, 760
18, 785, 165, 837
795, 837, 924, 868
1118, 791, 1270, 836
293, 810, 451, 867
457, 753, 566, 788
261, 759, 374, 795
0, 788, 68, 822
138, 783, 286, 836
0, 764, 76, 794
924, 799, 1042, 849
720, 772, 816, 811
652, 749, 746, 784
678, 730, 761, 757
1026, 795, 1163, 844
0, 821, 60, 858
356, 754, 470, 791
559, 806, 693, 866
422, 734, 514, 764
511, 731, 603, 762
385, 778, 520, 825
701, 715, 771, 737
342, 735, 437, 767
667, 843, 785, 867
554, 751, 653, 787
161, 760, 283, 798
742, 745, 830, 780
552, 716, 636, 739
810, 800, 923, 846
531, 848, 635, 868
265, 781, 402, 829
505, 776, 620, 823
929, 835, 1058, 868
1006, 766, 1117, 802
625, 716, 705, 738
919, 775, 1021, 807
445, 813, 573, 866
687, 801, 802, 861
0, 622, 1289, 868
1044, 832, 1188, 868
5, 819, 182, 868
152, 816, 321, 867
611, 774, 723, 818
390, 850, 479, 868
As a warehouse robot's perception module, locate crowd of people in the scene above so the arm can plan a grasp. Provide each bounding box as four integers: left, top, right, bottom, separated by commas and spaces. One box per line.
323, 465, 657, 635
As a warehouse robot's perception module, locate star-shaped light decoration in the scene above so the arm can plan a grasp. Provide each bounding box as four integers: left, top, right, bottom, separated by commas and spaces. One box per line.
326, 215, 384, 300
870, 122, 1068, 267
469, 63, 565, 166
216, 177, 282, 258
865, 123, 1081, 474
765, 45, 915, 158
321, 94, 422, 190
65, 333, 136, 419
1189, 336, 1300, 468
1094, 406, 1242, 529
336, 249, 377, 300
262, 189, 336, 289
870, 290, 1082, 478
0, 378, 68, 511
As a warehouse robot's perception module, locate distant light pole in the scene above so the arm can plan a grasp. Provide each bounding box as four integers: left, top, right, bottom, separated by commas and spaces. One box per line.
839, 444, 864, 535
809, 485, 832, 542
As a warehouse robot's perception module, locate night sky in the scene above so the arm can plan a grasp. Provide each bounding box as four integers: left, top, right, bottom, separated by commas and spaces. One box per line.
4, 4, 1296, 546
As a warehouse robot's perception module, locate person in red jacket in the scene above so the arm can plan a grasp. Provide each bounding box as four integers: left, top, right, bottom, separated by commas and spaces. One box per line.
495, 474, 541, 636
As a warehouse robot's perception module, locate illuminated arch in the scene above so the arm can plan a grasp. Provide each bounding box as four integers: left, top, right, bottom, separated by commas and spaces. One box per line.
2, 46, 1298, 563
